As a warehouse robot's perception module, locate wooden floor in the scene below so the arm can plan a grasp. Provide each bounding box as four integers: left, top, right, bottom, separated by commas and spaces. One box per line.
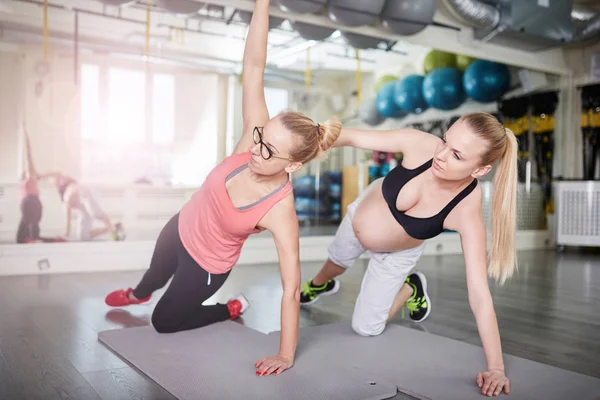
0, 249, 599, 399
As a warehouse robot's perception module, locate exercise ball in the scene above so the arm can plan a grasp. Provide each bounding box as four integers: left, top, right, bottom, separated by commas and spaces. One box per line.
276, 0, 327, 14
238, 10, 285, 29
290, 21, 336, 40
381, 0, 435, 36
359, 97, 385, 126
423, 50, 457, 73
374, 75, 397, 92
328, 0, 386, 27
422, 68, 466, 110
377, 81, 407, 118
457, 54, 476, 71
394, 74, 428, 114
341, 32, 383, 50
463, 60, 511, 103
155, 0, 202, 15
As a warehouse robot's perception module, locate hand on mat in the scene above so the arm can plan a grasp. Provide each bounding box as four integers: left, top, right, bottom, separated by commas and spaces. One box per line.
255, 354, 293, 376
477, 369, 510, 397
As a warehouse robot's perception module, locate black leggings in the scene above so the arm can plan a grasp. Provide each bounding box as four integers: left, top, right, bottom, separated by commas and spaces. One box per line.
16, 195, 42, 243
133, 213, 231, 334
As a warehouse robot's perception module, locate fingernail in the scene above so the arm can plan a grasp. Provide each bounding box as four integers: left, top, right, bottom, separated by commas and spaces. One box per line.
256, 372, 259, 376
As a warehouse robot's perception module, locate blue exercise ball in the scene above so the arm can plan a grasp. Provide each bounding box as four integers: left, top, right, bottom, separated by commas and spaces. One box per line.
463, 60, 511, 103
377, 81, 406, 118
394, 74, 428, 114
422, 68, 466, 110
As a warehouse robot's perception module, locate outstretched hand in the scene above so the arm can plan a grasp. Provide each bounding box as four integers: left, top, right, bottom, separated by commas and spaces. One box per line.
477, 369, 510, 397
255, 354, 293, 376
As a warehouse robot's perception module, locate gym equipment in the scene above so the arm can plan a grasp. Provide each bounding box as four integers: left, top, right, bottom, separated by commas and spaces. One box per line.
456, 54, 476, 71
276, 0, 327, 14
238, 9, 285, 30
394, 74, 428, 114
422, 68, 466, 110
359, 98, 385, 126
381, 0, 435, 36
341, 32, 383, 50
374, 75, 397, 92
376, 81, 407, 118
328, 0, 386, 27
463, 60, 511, 103
499, 97, 530, 183
423, 50, 457, 74
581, 84, 600, 180
100, 320, 600, 400
290, 21, 336, 40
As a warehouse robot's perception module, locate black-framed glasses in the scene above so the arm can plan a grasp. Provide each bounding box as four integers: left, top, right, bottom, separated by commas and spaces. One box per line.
253, 127, 292, 161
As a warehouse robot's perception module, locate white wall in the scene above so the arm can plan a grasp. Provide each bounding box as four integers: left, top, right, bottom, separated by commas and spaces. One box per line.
0, 51, 24, 182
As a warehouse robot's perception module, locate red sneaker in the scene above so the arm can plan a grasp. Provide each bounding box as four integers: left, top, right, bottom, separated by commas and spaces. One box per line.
227, 294, 250, 320
105, 288, 151, 307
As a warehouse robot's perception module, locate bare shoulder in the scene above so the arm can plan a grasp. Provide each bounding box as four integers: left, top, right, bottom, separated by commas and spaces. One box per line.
400, 132, 441, 168
258, 192, 297, 232
444, 181, 484, 234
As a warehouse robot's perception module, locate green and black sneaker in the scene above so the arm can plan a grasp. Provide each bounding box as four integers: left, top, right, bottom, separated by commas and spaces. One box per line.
300, 279, 340, 305
405, 272, 431, 323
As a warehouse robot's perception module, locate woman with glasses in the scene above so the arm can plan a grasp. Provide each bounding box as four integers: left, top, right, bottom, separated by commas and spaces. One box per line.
104, 0, 341, 378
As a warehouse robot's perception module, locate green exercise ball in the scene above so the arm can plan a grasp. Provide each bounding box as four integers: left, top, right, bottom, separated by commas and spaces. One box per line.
374, 75, 397, 92
423, 50, 456, 74
457, 54, 476, 71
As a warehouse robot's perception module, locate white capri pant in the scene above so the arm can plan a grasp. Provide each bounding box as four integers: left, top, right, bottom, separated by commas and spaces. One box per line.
328, 187, 425, 337
75, 187, 107, 241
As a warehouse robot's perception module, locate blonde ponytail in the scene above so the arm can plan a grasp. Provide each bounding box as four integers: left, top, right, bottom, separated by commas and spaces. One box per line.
279, 111, 342, 163
489, 128, 518, 284
318, 116, 342, 154
461, 113, 519, 284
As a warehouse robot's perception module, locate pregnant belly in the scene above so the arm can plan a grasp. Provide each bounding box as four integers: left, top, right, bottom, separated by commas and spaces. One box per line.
351, 182, 424, 253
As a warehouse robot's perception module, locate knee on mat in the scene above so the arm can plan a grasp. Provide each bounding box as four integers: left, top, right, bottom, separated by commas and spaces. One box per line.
151, 313, 179, 334
351, 319, 384, 337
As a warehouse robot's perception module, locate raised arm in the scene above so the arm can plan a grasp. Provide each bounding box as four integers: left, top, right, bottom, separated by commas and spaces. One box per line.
333, 127, 440, 154
254, 195, 300, 376
23, 125, 39, 179
232, 0, 271, 155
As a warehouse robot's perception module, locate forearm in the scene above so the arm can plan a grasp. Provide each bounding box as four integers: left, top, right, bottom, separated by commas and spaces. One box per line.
243, 0, 269, 69
278, 290, 299, 360
472, 301, 505, 371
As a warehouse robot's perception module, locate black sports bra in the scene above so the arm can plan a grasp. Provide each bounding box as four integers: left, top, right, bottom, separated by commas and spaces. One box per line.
381, 159, 477, 240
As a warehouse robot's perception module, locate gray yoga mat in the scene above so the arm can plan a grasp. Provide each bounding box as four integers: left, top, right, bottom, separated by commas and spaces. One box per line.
100, 320, 600, 400
98, 321, 398, 400
268, 323, 600, 400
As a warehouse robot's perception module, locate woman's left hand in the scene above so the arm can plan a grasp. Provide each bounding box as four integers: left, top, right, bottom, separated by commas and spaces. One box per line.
476, 369, 510, 396
255, 354, 294, 376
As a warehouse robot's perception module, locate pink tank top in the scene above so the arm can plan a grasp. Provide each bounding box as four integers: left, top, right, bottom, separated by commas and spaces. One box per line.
20, 178, 40, 202
178, 152, 293, 274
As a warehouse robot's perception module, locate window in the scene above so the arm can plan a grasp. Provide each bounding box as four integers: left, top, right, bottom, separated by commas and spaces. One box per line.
80, 63, 217, 186
264, 87, 289, 117
152, 73, 175, 144
107, 68, 146, 143
80, 64, 100, 140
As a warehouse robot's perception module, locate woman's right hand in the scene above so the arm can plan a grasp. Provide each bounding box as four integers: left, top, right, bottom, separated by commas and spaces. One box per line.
255, 353, 294, 376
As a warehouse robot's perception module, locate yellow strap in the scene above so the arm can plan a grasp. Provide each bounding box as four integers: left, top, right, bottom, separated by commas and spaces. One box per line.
43, 0, 48, 60
355, 49, 361, 104
305, 47, 311, 89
